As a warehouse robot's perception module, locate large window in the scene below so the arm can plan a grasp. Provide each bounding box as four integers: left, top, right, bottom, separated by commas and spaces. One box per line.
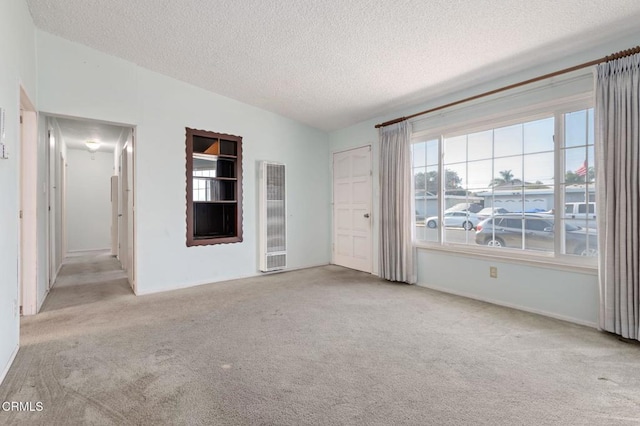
412, 106, 596, 262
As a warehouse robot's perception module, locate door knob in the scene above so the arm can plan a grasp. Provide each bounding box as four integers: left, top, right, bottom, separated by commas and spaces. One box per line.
364, 213, 370, 218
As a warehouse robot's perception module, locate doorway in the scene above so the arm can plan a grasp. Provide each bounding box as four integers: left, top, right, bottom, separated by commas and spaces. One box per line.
332, 145, 373, 273
46, 115, 136, 293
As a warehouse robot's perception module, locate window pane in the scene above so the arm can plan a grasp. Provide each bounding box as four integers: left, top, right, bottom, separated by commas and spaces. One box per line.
413, 139, 440, 245
442, 208, 475, 245
523, 152, 554, 186
522, 190, 552, 213
587, 108, 594, 145
444, 164, 466, 191
562, 108, 597, 258
444, 135, 466, 164
415, 167, 438, 217
467, 159, 492, 191
565, 109, 587, 148
424, 166, 439, 195
523, 217, 554, 252
562, 219, 597, 256
524, 117, 554, 154
494, 123, 522, 158
492, 157, 523, 188
412, 142, 426, 168
421, 178, 440, 243
564, 146, 594, 184
414, 167, 427, 191
467, 129, 493, 161
478, 216, 525, 250
426, 139, 439, 166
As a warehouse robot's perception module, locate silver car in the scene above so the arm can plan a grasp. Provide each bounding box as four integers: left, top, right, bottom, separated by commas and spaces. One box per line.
474, 213, 597, 256
425, 211, 479, 231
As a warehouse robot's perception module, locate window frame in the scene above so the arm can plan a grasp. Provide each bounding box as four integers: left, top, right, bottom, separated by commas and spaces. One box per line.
411, 95, 597, 270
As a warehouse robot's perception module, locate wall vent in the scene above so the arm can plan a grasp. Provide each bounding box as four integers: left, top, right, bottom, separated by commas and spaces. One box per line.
259, 162, 286, 272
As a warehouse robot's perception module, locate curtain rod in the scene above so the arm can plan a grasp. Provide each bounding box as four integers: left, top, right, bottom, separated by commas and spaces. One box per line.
374, 46, 640, 129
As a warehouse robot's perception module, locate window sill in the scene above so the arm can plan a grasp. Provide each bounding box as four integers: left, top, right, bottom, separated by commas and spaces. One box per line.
413, 242, 598, 275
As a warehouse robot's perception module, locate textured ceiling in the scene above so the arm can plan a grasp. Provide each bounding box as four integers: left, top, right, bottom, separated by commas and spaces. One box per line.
54, 117, 128, 152
27, 1, 640, 131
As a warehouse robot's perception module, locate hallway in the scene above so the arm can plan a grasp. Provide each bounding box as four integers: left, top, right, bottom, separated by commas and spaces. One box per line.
44, 250, 133, 311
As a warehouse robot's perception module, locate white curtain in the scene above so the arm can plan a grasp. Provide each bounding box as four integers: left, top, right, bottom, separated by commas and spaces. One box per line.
595, 53, 640, 340
378, 122, 416, 284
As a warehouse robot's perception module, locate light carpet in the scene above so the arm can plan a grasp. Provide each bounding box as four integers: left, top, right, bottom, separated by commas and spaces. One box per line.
1, 253, 639, 425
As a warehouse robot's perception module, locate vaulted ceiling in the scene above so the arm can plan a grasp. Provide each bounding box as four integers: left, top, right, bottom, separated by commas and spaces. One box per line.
26, 1, 640, 131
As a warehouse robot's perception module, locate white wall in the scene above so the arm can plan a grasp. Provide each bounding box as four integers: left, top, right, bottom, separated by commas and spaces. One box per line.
37, 31, 331, 294
66, 149, 114, 252
0, 0, 37, 384
329, 31, 640, 326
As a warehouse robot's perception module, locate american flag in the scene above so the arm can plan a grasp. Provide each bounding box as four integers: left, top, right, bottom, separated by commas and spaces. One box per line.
576, 160, 588, 177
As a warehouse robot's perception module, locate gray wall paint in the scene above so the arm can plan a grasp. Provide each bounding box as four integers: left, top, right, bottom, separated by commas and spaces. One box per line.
66, 149, 114, 252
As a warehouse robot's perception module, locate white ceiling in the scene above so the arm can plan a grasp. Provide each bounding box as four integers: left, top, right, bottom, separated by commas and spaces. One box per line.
54, 117, 128, 153
27, 1, 640, 131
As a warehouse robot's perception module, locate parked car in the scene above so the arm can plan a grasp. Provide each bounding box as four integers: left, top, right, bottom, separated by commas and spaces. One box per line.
474, 213, 597, 256
476, 207, 509, 220
564, 202, 596, 228
425, 211, 480, 230
445, 202, 484, 214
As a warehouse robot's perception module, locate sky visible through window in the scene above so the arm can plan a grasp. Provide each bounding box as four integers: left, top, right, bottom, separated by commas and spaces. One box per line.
413, 108, 594, 194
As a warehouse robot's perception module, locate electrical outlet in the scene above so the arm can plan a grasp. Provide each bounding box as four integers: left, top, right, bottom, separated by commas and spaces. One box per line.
489, 266, 498, 279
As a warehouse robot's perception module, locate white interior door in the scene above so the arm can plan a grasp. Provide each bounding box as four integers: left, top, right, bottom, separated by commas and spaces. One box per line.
118, 147, 128, 271
333, 146, 372, 273
118, 132, 135, 292
110, 175, 119, 256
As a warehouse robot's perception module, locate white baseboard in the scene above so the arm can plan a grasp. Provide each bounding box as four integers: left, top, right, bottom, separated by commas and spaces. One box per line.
66, 248, 111, 254
0, 345, 19, 386
416, 282, 598, 329
37, 288, 49, 313
135, 262, 330, 296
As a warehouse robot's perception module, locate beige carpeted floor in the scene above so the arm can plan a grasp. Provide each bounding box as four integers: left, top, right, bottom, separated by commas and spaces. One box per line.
1, 252, 639, 425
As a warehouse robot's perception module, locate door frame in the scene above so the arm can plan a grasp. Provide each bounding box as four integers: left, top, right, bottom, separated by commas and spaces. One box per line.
19, 86, 38, 315
117, 130, 136, 293
331, 144, 373, 273
42, 113, 137, 293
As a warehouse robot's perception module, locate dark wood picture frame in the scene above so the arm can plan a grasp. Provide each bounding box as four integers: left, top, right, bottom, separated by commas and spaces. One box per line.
185, 127, 243, 246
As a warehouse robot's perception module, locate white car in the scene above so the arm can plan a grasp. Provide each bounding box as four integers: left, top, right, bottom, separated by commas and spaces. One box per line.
425, 211, 479, 230
476, 207, 509, 220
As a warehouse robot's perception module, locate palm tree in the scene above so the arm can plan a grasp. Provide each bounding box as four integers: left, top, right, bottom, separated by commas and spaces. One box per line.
500, 169, 514, 182
489, 169, 514, 187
